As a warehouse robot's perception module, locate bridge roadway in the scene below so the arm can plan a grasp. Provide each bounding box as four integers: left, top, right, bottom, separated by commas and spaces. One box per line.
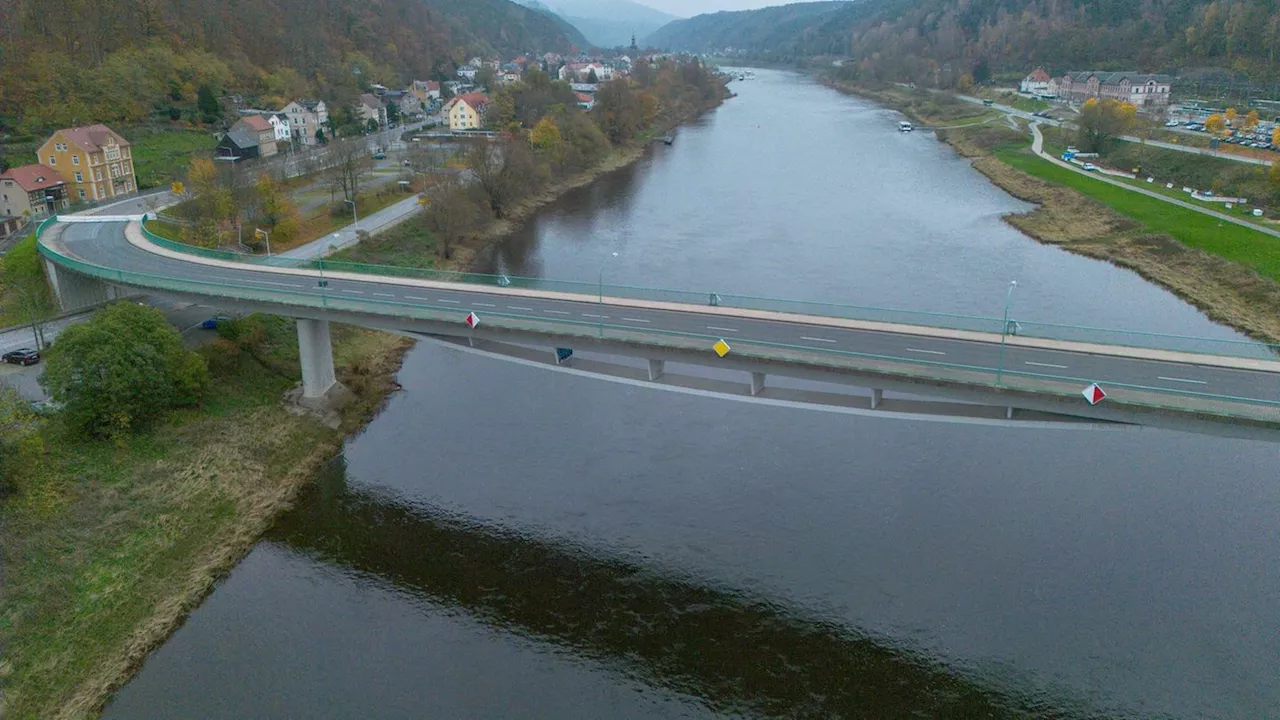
39, 219, 1280, 432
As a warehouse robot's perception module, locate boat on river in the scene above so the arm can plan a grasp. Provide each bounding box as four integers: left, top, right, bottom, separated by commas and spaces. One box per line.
662, 134, 675, 145
898, 121, 914, 132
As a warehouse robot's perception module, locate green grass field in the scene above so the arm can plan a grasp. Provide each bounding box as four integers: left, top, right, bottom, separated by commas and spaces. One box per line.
127, 130, 217, 190
994, 143, 1280, 282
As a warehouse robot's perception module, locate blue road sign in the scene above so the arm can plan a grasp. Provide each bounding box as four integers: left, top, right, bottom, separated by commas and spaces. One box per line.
555, 348, 573, 364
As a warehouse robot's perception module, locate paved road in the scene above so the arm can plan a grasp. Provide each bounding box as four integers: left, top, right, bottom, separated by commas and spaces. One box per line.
1029, 124, 1280, 239
955, 95, 1274, 166
47, 220, 1280, 404
278, 192, 425, 260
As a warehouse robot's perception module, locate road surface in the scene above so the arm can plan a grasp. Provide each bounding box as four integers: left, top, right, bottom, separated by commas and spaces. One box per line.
46, 220, 1280, 405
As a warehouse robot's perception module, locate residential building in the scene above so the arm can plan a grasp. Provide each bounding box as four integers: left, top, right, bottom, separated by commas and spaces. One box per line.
410, 80, 442, 104
281, 100, 329, 146
1050, 71, 1172, 108
446, 92, 490, 130
214, 127, 261, 161
1020, 67, 1052, 95
0, 164, 69, 221
356, 93, 388, 128
457, 66, 479, 81
575, 92, 596, 111
231, 115, 278, 157
268, 114, 293, 144
502, 71, 521, 85
37, 124, 136, 202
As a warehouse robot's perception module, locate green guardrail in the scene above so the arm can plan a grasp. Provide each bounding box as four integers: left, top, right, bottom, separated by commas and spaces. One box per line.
132, 218, 1280, 362
34, 235, 1280, 423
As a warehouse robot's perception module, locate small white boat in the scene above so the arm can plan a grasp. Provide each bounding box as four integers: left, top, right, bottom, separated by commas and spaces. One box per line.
897, 121, 914, 132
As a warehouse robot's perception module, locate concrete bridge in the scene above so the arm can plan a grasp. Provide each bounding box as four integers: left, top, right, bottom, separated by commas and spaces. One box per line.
34, 215, 1280, 441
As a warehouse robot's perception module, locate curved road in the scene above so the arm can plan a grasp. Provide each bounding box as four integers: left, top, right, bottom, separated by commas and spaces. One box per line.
44, 220, 1280, 407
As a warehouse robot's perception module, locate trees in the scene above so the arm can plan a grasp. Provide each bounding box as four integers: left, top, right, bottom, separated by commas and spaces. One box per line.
197, 84, 220, 124
421, 174, 480, 259
329, 142, 373, 204
1077, 98, 1137, 152
253, 172, 301, 245
586, 68, 599, 84
476, 66, 498, 90
0, 235, 52, 350
465, 135, 541, 218
0, 386, 43, 494
41, 302, 208, 439
386, 100, 400, 125
593, 78, 642, 145
1243, 110, 1260, 132
1205, 113, 1227, 136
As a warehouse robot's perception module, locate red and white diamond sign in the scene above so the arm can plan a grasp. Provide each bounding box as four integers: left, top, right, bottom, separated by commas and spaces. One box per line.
465, 312, 480, 329
1081, 383, 1106, 405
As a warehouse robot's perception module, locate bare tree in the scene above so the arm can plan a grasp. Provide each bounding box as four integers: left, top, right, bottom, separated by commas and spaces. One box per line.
328, 140, 373, 203
422, 173, 479, 260
465, 136, 540, 219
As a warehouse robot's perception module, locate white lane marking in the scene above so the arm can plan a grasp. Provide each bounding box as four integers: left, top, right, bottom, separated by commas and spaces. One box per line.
1025, 361, 1068, 369
620, 317, 650, 323
342, 289, 364, 295
508, 306, 534, 311
405, 295, 429, 301
436, 298, 460, 304
905, 348, 946, 356
582, 313, 609, 319
372, 293, 395, 298
706, 326, 739, 333
544, 310, 572, 315
474, 302, 496, 308
211, 275, 302, 288
801, 336, 838, 344
1158, 376, 1207, 385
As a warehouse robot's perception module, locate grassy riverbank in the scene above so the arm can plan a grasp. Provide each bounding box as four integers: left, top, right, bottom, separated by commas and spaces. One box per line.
828, 79, 1280, 345
1, 315, 411, 719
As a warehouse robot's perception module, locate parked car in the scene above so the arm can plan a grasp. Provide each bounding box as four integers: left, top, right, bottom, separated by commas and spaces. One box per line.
1082, 163, 1099, 172
2, 348, 40, 366
201, 316, 231, 330
372, 152, 386, 160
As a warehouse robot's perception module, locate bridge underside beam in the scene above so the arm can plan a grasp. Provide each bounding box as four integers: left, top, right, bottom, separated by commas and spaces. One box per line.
43, 258, 125, 312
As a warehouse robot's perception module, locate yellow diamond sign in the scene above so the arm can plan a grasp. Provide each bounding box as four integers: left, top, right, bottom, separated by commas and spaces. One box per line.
713, 339, 731, 357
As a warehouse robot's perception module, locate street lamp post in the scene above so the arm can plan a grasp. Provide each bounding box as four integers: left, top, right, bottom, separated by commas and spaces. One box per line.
997, 280, 1018, 384
344, 198, 359, 232
598, 252, 618, 339
255, 228, 272, 257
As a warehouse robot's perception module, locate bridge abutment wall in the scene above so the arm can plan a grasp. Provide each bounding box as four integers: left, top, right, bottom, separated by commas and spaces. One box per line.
43, 258, 124, 312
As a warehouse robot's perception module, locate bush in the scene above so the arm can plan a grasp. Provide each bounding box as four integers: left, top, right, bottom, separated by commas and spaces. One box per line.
40, 303, 209, 439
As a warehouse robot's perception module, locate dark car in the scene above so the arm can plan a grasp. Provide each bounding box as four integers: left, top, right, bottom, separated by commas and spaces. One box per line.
201, 316, 231, 330
2, 348, 40, 366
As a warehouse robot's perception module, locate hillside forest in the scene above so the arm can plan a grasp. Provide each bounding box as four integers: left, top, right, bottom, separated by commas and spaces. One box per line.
0, 0, 581, 136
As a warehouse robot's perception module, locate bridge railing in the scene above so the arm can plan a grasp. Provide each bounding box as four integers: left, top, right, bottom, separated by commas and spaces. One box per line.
135, 218, 1280, 361
35, 235, 1280, 425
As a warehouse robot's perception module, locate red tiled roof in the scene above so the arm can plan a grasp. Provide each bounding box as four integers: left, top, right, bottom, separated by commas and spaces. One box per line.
0, 164, 66, 192
1027, 67, 1051, 82
53, 124, 130, 152
454, 92, 490, 109
239, 115, 272, 132
575, 92, 594, 103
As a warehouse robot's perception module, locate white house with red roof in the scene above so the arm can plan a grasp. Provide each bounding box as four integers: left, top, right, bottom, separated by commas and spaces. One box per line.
1020, 67, 1052, 95
0, 164, 69, 223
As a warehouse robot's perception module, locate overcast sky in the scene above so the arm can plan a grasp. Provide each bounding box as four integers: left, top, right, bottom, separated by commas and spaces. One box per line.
642, 0, 786, 18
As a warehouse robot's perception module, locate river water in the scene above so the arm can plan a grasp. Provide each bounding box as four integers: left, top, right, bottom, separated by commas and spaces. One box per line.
104, 71, 1279, 719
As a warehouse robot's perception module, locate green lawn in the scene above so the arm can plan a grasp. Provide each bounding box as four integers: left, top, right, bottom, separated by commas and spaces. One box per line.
331, 220, 440, 267
127, 130, 217, 190
995, 143, 1280, 282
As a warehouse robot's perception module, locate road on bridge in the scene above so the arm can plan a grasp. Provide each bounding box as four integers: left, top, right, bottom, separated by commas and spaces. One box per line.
45, 220, 1280, 407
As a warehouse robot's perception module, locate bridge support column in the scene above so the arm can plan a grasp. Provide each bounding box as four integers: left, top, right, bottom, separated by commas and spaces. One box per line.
750, 372, 766, 396
870, 389, 883, 409
1006, 407, 1015, 419
43, 257, 122, 312
297, 318, 338, 401
647, 359, 665, 382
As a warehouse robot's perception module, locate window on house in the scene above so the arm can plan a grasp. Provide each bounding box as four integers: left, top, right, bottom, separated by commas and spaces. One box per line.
49, 156, 56, 165
78, 189, 85, 199
74, 171, 83, 182
72, 154, 79, 164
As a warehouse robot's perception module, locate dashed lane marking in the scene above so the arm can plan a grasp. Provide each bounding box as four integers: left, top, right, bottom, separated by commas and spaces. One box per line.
1025, 361, 1068, 369
801, 336, 838, 344
706, 326, 739, 333
1158, 376, 1207, 385
905, 347, 946, 356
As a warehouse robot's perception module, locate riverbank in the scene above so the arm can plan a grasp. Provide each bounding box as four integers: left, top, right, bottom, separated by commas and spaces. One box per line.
1, 318, 412, 719
828, 79, 1280, 345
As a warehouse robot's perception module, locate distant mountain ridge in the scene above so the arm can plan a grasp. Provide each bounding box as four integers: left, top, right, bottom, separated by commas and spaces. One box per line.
516, 0, 679, 49
646, 2, 855, 58
646, 0, 1280, 84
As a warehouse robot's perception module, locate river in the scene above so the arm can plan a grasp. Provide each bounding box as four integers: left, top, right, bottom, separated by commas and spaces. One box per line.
104, 70, 1279, 719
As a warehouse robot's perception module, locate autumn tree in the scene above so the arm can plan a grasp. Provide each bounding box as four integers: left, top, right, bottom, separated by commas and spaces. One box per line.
253, 172, 301, 246
1077, 98, 1136, 152
1205, 114, 1227, 135
1243, 110, 1260, 132
185, 156, 233, 247
1225, 107, 1239, 126
593, 78, 643, 145
421, 173, 480, 260
465, 135, 542, 218
529, 116, 565, 166
1271, 160, 1280, 188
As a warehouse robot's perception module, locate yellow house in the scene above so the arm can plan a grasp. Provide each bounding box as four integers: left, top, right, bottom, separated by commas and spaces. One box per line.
447, 93, 489, 131
37, 124, 137, 203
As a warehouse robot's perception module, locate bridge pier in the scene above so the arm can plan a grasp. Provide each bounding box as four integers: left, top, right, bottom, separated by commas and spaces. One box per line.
297, 318, 338, 402
750, 372, 766, 396
647, 359, 665, 381
43, 257, 123, 312
870, 389, 883, 409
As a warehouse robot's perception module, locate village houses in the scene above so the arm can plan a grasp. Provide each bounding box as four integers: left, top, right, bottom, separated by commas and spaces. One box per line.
1019, 67, 1052, 95
446, 92, 490, 131
356, 93, 388, 128
1048, 71, 1172, 108
280, 100, 329, 145
0, 164, 69, 228
37, 124, 137, 202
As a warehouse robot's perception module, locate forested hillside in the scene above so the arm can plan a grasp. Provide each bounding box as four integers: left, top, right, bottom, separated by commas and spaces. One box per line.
651, 0, 1280, 86
646, 2, 855, 57
0, 0, 581, 135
